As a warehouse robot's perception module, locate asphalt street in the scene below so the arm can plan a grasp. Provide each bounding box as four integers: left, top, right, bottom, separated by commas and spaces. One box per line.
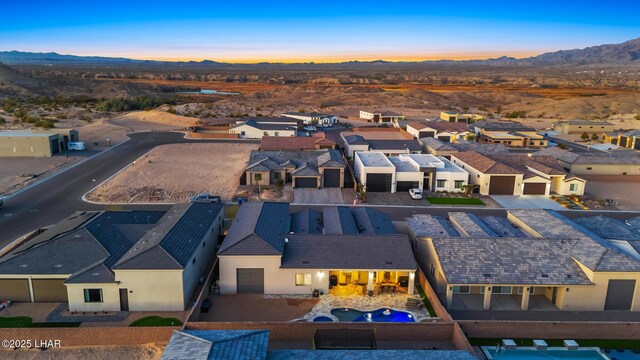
1, 131, 638, 250
0, 132, 257, 248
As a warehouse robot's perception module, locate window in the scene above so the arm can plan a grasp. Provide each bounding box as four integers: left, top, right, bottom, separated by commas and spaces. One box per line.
192, 257, 196, 265
569, 184, 577, 191
83, 289, 103, 303
295, 273, 312, 286
517, 287, 535, 295
255, 173, 262, 181
454, 180, 464, 189
493, 286, 513, 294
430, 264, 435, 277
275, 132, 279, 137
436, 179, 446, 188
240, 131, 245, 136
274, 172, 281, 180
452, 286, 470, 294
477, 174, 480, 178
586, 167, 592, 171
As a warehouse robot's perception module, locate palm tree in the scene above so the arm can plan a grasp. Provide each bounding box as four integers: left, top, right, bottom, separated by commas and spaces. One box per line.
460, 184, 479, 197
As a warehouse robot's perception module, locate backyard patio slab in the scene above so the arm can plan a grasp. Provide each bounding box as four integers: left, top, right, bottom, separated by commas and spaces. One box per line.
193, 294, 319, 322
305, 293, 433, 322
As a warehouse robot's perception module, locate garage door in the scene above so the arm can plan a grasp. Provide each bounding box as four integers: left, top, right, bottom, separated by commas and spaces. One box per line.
324, 169, 341, 188
523, 183, 546, 195
32, 279, 68, 302
419, 131, 436, 138
366, 173, 392, 192
237, 269, 264, 294
437, 135, 451, 142
396, 181, 419, 192
0, 279, 30, 302
294, 177, 317, 188
604, 280, 636, 310
488, 176, 516, 195
635, 140, 640, 150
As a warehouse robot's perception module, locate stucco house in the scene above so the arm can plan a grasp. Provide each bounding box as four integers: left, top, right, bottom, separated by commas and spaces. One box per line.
354, 151, 468, 193
280, 112, 339, 125
359, 110, 406, 124
470, 120, 535, 135
218, 202, 417, 296
406, 121, 470, 142
259, 133, 336, 151
553, 120, 615, 135
439, 111, 483, 124
341, 134, 422, 158
450, 151, 585, 196
244, 149, 345, 188
229, 118, 299, 139
420, 137, 459, 159
549, 150, 640, 176
0, 203, 223, 312
408, 209, 640, 312
478, 131, 548, 148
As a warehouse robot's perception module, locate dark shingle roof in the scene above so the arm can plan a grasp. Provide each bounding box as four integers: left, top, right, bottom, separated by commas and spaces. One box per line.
344, 134, 369, 145
65, 263, 115, 284
246, 150, 345, 172
281, 234, 416, 270
420, 137, 458, 151
162, 330, 269, 360
367, 139, 422, 152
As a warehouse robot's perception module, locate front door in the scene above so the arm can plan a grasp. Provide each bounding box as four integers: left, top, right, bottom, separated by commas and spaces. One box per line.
119, 289, 129, 311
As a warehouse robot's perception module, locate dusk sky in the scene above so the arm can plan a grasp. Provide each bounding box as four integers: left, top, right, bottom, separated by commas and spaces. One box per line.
2, 0, 640, 63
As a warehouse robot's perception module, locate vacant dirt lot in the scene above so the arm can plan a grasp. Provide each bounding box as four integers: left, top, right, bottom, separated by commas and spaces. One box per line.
0, 344, 164, 360
85, 143, 258, 203
0, 156, 82, 195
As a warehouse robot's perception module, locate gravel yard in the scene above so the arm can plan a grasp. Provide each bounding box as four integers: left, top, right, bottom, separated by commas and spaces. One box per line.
0, 156, 82, 195
85, 143, 258, 203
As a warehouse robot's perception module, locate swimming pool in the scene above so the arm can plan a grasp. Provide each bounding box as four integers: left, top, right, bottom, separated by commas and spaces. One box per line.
482, 347, 609, 359
330, 308, 415, 322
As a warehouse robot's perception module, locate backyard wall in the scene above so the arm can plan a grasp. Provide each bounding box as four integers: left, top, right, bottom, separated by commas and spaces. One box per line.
0, 327, 178, 346
459, 321, 640, 340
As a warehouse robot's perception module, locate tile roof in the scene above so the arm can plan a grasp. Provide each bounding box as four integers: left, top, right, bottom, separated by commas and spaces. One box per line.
574, 216, 640, 241
451, 151, 521, 174
267, 350, 476, 360
480, 216, 526, 238
344, 134, 369, 145
449, 212, 493, 238
432, 237, 593, 285
218, 202, 291, 256
449, 140, 511, 155
367, 139, 422, 152
419, 137, 458, 151
260, 136, 316, 151
485, 154, 568, 177
422, 121, 470, 133
473, 120, 535, 131
290, 209, 323, 234
407, 214, 456, 238
161, 330, 269, 360
231, 120, 298, 131
555, 120, 613, 126
246, 150, 345, 173
281, 234, 417, 270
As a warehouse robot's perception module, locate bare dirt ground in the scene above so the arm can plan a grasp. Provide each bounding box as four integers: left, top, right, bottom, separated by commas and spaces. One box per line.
341, 129, 412, 140
110, 110, 200, 131
0, 156, 82, 196
85, 143, 258, 203
0, 343, 164, 360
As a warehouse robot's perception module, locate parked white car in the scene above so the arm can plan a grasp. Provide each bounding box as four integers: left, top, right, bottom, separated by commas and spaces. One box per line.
68, 142, 86, 151
303, 126, 317, 132
409, 188, 423, 200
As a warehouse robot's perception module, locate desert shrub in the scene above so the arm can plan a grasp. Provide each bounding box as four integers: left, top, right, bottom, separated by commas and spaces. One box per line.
35, 119, 55, 129
55, 113, 68, 119
504, 110, 526, 118
79, 115, 91, 122
167, 106, 177, 114
580, 132, 590, 141
0, 117, 5, 124
635, 114, 640, 120
204, 102, 213, 110
96, 96, 175, 112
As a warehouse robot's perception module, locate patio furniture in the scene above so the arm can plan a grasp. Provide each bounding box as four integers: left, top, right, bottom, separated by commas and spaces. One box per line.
501, 339, 517, 350
563, 340, 579, 350
533, 340, 548, 350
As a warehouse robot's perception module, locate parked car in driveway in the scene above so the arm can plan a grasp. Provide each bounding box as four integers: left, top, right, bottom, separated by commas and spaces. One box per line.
189, 194, 221, 204
409, 188, 423, 200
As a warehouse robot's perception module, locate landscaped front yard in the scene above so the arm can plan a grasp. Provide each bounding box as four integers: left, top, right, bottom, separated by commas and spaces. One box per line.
426, 197, 485, 205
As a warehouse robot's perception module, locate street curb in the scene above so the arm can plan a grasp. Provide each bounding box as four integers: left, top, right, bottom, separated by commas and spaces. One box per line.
4, 136, 131, 202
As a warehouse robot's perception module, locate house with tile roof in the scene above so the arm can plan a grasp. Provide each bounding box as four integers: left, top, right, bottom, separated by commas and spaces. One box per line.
0, 203, 224, 312
546, 149, 640, 175
229, 117, 299, 138
359, 110, 406, 124
259, 133, 336, 151
244, 150, 345, 188
407, 209, 640, 312
419, 137, 459, 158
406, 121, 471, 143
218, 202, 416, 295
615, 130, 640, 150
279, 111, 338, 125
450, 151, 585, 196
341, 133, 422, 158
478, 131, 548, 148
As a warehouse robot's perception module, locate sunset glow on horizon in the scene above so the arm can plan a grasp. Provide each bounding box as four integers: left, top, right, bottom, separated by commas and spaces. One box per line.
2, 0, 639, 63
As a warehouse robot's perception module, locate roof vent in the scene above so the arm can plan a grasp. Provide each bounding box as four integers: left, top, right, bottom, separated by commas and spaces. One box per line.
386, 261, 393, 265
284, 238, 289, 243
19, 264, 28, 268
566, 274, 572, 278
54, 264, 63, 268
74, 234, 82, 238
483, 273, 492, 278
289, 231, 294, 235
302, 261, 309, 264
91, 272, 101, 276
541, 274, 549, 278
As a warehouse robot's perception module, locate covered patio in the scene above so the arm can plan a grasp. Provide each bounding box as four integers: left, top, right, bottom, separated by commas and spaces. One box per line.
442, 285, 560, 311
328, 270, 415, 296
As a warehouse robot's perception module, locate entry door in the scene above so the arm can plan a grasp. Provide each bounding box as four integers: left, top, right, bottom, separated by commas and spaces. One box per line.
119, 289, 129, 311
605, 280, 636, 310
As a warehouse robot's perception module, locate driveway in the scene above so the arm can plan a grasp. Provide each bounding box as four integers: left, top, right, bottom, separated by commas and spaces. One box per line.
491, 195, 564, 210
293, 188, 345, 204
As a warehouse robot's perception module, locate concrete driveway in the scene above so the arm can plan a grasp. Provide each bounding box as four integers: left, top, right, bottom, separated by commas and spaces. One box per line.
293, 188, 345, 204
491, 195, 564, 210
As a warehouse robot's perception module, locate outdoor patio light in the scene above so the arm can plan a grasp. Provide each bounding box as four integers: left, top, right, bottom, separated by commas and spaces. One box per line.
409, 272, 415, 279
317, 271, 324, 279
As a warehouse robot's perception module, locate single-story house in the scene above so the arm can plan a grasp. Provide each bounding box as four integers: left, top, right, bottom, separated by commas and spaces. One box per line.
341, 134, 422, 158
407, 209, 640, 312
218, 202, 417, 295
471, 120, 535, 135
616, 130, 640, 150
439, 111, 483, 124
280, 112, 339, 125
550, 150, 640, 175
406, 121, 470, 142
478, 131, 548, 148
553, 120, 615, 134
0, 203, 223, 312
259, 133, 336, 151
359, 110, 406, 123
354, 152, 468, 193
420, 137, 459, 159
229, 117, 299, 138
244, 149, 345, 188
450, 151, 585, 196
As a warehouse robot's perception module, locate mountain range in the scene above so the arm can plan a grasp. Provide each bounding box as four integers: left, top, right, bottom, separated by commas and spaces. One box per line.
1, 38, 639, 67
